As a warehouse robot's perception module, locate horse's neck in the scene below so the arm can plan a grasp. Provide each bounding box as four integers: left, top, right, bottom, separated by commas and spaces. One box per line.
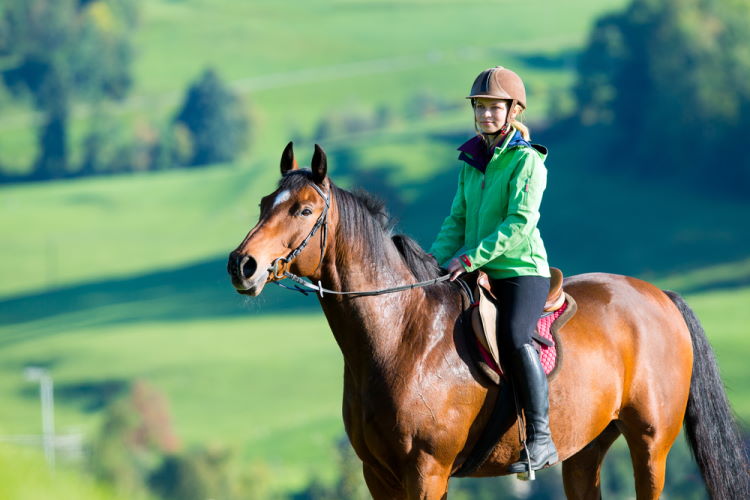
317, 242, 425, 382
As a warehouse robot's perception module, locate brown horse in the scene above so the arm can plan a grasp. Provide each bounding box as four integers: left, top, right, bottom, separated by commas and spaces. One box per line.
228, 143, 748, 499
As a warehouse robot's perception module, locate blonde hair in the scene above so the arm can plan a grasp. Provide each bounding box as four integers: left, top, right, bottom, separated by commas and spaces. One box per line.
511, 105, 531, 141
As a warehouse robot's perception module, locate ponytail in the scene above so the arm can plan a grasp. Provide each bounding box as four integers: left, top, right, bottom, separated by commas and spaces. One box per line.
511, 105, 531, 141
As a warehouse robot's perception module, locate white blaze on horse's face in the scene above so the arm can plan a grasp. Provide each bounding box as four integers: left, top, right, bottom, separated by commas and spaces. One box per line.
272, 190, 291, 209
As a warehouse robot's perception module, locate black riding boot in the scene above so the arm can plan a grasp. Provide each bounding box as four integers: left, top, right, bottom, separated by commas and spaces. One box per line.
507, 343, 558, 473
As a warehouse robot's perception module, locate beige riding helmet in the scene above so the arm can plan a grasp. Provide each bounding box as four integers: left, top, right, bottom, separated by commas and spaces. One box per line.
467, 66, 527, 109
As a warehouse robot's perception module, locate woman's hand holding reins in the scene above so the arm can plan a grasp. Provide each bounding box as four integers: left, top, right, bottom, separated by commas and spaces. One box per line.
447, 258, 466, 281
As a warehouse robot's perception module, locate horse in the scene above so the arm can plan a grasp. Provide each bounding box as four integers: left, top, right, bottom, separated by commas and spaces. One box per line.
227, 142, 749, 499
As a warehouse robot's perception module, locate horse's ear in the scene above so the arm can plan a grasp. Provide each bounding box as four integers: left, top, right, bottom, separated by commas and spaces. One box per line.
311, 144, 327, 184
280, 141, 298, 175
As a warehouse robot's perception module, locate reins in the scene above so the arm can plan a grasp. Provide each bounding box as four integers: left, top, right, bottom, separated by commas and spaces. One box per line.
266, 180, 465, 299
275, 270, 455, 298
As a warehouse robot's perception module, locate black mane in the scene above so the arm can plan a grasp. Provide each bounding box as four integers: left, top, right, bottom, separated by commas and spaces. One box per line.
279, 170, 458, 297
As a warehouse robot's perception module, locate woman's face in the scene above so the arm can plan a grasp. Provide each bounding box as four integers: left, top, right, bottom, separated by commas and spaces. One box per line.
474, 98, 509, 134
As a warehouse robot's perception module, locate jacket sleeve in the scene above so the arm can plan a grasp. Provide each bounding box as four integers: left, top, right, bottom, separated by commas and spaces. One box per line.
428, 167, 467, 266
461, 150, 547, 272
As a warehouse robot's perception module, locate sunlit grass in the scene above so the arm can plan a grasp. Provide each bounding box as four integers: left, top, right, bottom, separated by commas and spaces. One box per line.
0, 443, 136, 500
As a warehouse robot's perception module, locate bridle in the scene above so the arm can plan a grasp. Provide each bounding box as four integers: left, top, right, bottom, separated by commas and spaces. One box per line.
267, 182, 330, 281
265, 180, 460, 299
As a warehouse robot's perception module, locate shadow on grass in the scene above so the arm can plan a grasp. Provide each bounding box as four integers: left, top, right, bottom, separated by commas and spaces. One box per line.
0, 257, 317, 345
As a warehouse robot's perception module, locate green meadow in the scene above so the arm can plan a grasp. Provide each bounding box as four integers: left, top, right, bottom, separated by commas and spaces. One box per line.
1, 0, 748, 496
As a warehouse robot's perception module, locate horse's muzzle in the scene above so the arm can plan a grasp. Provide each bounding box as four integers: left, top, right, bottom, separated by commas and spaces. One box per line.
227, 251, 264, 295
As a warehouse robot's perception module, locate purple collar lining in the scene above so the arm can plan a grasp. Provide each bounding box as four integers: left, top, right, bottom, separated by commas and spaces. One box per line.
457, 131, 531, 172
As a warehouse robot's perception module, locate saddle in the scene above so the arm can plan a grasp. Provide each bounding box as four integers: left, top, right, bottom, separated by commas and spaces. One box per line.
465, 267, 577, 385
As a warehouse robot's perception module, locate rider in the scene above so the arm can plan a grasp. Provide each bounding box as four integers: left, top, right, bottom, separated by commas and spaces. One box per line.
428, 66, 557, 473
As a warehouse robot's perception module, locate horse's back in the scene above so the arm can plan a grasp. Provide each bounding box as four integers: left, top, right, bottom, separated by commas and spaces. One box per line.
547, 272, 693, 460
563, 271, 692, 349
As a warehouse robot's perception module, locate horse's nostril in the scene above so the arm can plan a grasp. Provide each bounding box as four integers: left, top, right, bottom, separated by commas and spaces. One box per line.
228, 252, 258, 281
240, 255, 257, 279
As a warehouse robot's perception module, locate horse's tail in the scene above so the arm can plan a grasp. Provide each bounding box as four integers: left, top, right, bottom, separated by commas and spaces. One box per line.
664, 290, 749, 499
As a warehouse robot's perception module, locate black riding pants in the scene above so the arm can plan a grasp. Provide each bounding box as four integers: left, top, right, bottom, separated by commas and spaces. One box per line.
489, 275, 550, 358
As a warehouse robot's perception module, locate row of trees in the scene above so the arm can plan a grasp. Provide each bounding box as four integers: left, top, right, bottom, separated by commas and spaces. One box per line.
572, 0, 750, 194
0, 0, 249, 181
79, 69, 249, 175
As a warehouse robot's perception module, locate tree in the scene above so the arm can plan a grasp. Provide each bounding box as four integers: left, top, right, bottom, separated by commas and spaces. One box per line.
0, 0, 137, 178
149, 446, 271, 500
573, 0, 750, 193
91, 380, 266, 499
90, 380, 181, 497
173, 68, 250, 166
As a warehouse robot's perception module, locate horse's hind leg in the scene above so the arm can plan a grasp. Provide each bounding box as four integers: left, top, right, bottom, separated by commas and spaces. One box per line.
617, 408, 683, 500
562, 423, 621, 500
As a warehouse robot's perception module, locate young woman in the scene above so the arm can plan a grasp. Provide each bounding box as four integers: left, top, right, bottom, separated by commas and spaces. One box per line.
429, 66, 557, 473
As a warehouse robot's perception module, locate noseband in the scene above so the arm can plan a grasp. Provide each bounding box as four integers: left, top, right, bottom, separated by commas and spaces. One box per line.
268, 182, 330, 280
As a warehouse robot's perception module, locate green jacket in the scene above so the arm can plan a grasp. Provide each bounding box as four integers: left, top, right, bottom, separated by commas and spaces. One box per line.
429, 128, 550, 279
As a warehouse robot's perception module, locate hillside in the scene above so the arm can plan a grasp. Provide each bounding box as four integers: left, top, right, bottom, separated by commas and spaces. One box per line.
1, 0, 628, 173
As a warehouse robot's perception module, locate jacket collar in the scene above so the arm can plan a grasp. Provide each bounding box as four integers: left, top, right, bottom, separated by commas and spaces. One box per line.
457, 129, 532, 172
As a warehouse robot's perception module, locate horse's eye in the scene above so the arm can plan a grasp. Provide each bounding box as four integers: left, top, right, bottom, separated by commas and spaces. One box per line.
301, 208, 313, 216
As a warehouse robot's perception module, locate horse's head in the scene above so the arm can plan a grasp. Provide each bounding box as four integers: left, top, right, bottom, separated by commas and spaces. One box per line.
228, 142, 332, 296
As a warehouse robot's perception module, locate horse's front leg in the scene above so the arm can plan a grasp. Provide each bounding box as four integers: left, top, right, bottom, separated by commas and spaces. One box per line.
363, 459, 451, 500
363, 463, 406, 500
404, 455, 452, 500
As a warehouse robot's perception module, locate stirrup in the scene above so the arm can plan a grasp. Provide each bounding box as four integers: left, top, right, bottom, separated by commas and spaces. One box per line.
509, 436, 558, 478
516, 441, 536, 481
